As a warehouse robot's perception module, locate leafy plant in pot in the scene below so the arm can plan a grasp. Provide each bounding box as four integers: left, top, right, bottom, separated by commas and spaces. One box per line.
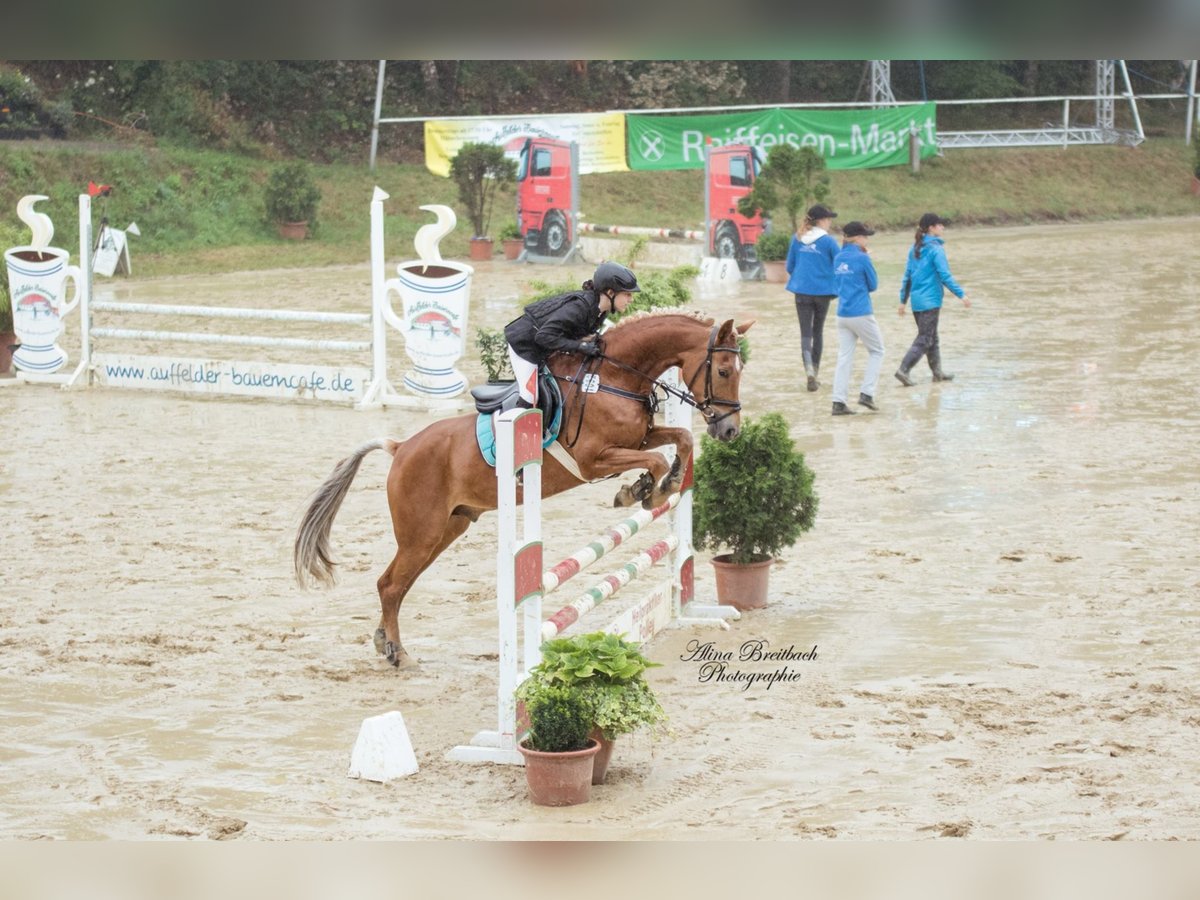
753, 230, 791, 283
498, 221, 524, 260
693, 412, 818, 610
449, 142, 517, 261
474, 326, 514, 383
264, 161, 321, 240
516, 683, 601, 807
515, 631, 667, 785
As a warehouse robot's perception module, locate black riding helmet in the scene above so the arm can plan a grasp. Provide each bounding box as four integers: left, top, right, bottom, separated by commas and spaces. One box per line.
592, 261, 641, 296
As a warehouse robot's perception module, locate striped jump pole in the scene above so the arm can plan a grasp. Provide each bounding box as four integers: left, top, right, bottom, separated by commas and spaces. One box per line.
448, 371, 737, 766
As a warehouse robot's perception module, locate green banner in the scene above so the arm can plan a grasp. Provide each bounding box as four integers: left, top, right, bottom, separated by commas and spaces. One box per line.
626, 103, 937, 171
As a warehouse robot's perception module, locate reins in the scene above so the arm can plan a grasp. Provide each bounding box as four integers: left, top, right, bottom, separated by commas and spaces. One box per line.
553, 324, 743, 448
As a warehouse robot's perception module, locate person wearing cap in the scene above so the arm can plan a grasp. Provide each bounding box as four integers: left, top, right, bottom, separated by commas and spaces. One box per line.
785, 203, 840, 392
895, 212, 971, 386
830, 221, 884, 416
504, 261, 639, 408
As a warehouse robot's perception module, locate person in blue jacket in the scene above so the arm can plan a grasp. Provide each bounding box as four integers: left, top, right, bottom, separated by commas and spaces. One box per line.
894, 212, 971, 386
785, 203, 839, 392
830, 221, 884, 416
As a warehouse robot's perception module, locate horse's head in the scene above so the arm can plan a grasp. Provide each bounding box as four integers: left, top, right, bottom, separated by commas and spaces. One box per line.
684, 318, 754, 441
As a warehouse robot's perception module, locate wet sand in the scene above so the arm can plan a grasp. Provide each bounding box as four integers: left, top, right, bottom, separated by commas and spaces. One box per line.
1, 219, 1197, 839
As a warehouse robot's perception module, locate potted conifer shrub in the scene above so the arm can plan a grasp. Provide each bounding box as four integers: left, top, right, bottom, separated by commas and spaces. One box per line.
516, 684, 601, 806
692, 412, 818, 610
516, 631, 667, 785
474, 326, 515, 383
449, 142, 517, 260
1191, 136, 1200, 196
264, 162, 321, 240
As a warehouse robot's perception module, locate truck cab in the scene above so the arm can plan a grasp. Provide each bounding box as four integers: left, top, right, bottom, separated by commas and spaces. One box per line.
705, 143, 765, 267
516, 137, 575, 256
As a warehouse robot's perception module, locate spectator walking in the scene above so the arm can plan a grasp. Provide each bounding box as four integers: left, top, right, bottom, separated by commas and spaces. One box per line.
785, 203, 840, 392
895, 213, 971, 386
830, 222, 884, 416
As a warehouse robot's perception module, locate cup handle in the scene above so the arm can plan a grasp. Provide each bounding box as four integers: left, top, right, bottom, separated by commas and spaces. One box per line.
58, 265, 82, 317
379, 277, 407, 333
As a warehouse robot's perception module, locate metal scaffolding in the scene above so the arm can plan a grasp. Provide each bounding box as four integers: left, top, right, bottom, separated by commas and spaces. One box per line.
870, 60, 897, 108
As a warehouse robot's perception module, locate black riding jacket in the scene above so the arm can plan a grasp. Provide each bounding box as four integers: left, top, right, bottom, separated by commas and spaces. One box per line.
504, 290, 606, 364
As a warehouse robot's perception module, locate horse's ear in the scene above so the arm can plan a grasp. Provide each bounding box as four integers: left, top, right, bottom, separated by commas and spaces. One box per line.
736, 319, 756, 335
717, 319, 737, 343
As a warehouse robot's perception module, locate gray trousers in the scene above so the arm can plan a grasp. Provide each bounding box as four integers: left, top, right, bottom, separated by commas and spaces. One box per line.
832, 314, 885, 404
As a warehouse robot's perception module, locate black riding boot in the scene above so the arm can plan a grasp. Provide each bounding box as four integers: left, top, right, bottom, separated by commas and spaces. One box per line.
894, 345, 923, 387
928, 350, 954, 382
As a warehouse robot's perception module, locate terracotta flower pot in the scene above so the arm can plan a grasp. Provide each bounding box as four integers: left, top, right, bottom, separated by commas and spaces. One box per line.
468, 237, 494, 261
589, 729, 616, 785
711, 554, 773, 610
277, 221, 309, 241
761, 260, 788, 283
502, 238, 524, 260
518, 738, 601, 806
0, 331, 19, 375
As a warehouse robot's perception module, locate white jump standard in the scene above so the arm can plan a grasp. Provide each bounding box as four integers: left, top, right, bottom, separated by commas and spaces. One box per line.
448, 398, 737, 767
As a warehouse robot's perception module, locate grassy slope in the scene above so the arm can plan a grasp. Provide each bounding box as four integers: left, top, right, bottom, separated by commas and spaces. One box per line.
0, 138, 1195, 278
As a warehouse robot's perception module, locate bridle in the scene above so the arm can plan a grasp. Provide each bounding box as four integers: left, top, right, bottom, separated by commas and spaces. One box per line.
554, 324, 743, 447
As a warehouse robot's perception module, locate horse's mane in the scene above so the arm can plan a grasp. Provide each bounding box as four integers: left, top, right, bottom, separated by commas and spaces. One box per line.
606, 309, 714, 331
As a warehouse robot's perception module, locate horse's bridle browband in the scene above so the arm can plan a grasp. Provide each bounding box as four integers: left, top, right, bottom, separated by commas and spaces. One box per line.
554, 325, 743, 446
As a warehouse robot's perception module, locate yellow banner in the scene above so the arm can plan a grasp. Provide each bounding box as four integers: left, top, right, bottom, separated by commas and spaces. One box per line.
424, 113, 628, 177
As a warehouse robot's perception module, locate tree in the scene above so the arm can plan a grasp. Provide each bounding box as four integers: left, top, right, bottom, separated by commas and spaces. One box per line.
448, 142, 517, 239
737, 144, 830, 235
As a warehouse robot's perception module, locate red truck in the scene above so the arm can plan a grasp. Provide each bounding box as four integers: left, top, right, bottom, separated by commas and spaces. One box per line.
705, 143, 765, 267
515, 137, 577, 256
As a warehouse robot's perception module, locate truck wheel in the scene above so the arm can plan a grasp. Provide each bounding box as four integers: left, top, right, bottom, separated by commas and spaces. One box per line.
541, 211, 568, 256
714, 224, 740, 260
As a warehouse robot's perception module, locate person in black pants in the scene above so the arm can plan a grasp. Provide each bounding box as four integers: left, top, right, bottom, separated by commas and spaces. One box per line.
784, 204, 840, 391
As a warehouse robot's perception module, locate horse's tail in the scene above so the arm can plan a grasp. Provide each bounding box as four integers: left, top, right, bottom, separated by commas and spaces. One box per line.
294, 439, 399, 588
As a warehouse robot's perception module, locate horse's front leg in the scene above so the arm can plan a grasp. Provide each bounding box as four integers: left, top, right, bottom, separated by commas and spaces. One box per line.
636, 427, 694, 507
590, 427, 692, 509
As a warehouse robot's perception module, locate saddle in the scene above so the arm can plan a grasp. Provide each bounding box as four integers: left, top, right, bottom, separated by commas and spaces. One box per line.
471, 371, 564, 467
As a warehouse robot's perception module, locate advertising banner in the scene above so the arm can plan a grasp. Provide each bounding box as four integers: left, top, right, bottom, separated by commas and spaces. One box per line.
626, 103, 937, 171
425, 113, 627, 176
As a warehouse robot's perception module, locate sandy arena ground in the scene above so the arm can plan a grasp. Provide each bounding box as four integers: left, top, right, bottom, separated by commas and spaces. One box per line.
1, 219, 1197, 840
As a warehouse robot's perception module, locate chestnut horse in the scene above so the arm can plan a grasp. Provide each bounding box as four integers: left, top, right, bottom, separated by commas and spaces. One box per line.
294, 311, 753, 668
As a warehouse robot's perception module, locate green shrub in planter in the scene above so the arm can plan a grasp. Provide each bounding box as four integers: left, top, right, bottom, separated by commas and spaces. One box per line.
754, 230, 791, 263
264, 161, 321, 225
0, 276, 12, 333
498, 221, 522, 241
693, 412, 818, 564
449, 142, 517, 239
516, 632, 667, 741
523, 684, 593, 753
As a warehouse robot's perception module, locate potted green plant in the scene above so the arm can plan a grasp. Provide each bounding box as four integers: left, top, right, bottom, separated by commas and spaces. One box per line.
498, 221, 524, 260
449, 142, 517, 261
738, 143, 831, 235
264, 161, 321, 240
693, 412, 819, 610
516, 631, 667, 785
474, 326, 514, 383
754, 230, 791, 283
516, 683, 601, 806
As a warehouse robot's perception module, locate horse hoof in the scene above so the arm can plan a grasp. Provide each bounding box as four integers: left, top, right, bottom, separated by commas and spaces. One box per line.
613, 488, 634, 507
373, 629, 387, 655
385, 641, 416, 669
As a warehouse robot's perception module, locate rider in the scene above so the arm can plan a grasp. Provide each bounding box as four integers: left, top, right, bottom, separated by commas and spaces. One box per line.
504, 261, 640, 408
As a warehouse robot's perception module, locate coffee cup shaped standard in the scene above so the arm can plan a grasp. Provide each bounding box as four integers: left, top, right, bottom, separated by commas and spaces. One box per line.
380, 260, 473, 398
5, 246, 81, 374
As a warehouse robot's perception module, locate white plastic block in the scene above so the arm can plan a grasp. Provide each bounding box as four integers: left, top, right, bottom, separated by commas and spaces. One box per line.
348, 711, 419, 782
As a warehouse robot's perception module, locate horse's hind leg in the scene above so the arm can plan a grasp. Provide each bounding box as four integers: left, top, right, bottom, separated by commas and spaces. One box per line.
375, 513, 473, 668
